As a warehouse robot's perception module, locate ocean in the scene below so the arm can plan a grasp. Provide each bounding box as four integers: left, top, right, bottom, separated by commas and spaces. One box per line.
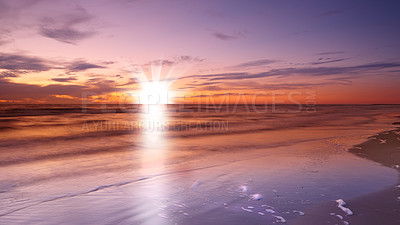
0, 104, 399, 224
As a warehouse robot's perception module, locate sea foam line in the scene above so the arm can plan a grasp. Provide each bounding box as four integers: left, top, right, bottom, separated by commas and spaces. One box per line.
336, 199, 353, 216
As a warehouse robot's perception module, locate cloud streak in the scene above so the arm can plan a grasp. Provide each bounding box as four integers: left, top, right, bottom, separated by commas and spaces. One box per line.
0, 52, 52, 71
311, 58, 349, 65
38, 5, 96, 44
51, 77, 77, 82
210, 30, 245, 41
230, 59, 277, 69
0, 52, 53, 78
183, 62, 400, 82
0, 52, 109, 79
66, 60, 105, 72
0, 76, 120, 101
316, 51, 345, 56
212, 32, 236, 40
0, 78, 85, 100
143, 55, 205, 67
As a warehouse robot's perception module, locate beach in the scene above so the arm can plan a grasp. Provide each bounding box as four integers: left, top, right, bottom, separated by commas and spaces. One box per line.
0, 104, 399, 225
292, 122, 400, 225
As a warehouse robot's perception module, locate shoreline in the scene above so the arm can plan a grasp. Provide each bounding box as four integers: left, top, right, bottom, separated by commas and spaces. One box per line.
292, 117, 400, 225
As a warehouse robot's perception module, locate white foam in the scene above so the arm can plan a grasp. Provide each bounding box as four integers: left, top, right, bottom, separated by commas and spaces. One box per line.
241, 207, 253, 213
293, 210, 305, 216
336, 199, 346, 206
247, 206, 254, 209
336, 214, 344, 220
158, 213, 169, 219
394, 165, 400, 169
172, 203, 185, 208
239, 185, 248, 192
261, 204, 275, 209
379, 139, 387, 144
273, 215, 286, 223
336, 199, 353, 216
249, 193, 262, 200
258, 212, 265, 215
338, 206, 353, 216
331, 213, 349, 224
395, 185, 400, 188
265, 209, 276, 214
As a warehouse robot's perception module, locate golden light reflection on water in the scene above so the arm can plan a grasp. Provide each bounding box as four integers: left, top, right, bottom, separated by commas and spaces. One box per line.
139, 104, 168, 174
137, 104, 171, 224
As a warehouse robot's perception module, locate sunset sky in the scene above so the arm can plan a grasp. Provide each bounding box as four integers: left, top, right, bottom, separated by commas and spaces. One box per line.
0, 0, 400, 104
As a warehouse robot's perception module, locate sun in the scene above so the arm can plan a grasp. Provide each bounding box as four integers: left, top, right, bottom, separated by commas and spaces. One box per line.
138, 80, 172, 104
129, 59, 187, 105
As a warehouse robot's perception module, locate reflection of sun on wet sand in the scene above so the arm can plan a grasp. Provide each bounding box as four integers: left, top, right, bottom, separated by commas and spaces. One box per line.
292, 117, 400, 225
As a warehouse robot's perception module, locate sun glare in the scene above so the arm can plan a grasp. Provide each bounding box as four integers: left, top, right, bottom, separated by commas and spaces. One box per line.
138, 80, 172, 105
132, 61, 179, 105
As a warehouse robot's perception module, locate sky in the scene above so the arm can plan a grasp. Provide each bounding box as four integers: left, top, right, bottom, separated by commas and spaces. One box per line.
0, 0, 400, 104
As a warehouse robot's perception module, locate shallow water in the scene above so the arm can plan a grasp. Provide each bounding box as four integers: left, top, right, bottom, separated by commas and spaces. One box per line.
0, 104, 399, 224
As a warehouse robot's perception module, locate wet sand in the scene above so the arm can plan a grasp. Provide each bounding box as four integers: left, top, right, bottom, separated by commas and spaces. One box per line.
292, 121, 400, 225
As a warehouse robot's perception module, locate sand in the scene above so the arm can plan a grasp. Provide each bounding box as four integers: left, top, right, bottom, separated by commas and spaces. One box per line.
292, 121, 400, 225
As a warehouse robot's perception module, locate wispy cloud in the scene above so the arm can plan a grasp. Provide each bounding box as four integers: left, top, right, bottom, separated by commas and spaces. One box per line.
199, 85, 224, 91
316, 51, 345, 56
0, 71, 21, 78
0, 1, 98, 45
0, 28, 12, 46
210, 30, 245, 41
0, 76, 120, 101
183, 72, 247, 80
230, 59, 277, 69
66, 60, 105, 72
0, 78, 85, 100
38, 5, 96, 44
188, 81, 221, 87
51, 77, 77, 82
39, 26, 95, 44
84, 79, 118, 93
212, 32, 236, 40
116, 78, 136, 86
0, 52, 109, 78
242, 81, 351, 90
182, 61, 400, 82
311, 58, 349, 65
183, 79, 353, 93
0, 52, 52, 72
142, 55, 205, 67
177, 55, 205, 63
